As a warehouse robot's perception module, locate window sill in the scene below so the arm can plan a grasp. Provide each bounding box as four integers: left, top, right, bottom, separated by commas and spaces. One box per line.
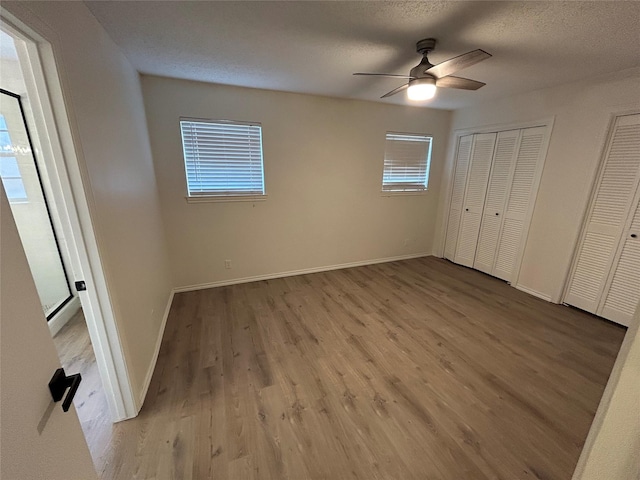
186, 194, 267, 204
380, 190, 429, 197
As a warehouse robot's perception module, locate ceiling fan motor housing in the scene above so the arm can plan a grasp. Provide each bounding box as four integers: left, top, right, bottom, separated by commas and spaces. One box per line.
416, 38, 436, 54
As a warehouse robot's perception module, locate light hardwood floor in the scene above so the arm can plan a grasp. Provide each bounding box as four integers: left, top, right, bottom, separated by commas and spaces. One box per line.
52, 309, 113, 464
95, 257, 624, 479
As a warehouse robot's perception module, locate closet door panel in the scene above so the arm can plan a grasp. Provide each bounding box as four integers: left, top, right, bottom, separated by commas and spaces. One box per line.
456, 213, 482, 267
565, 114, 640, 313
563, 232, 617, 312
455, 133, 497, 267
589, 117, 640, 229
474, 130, 520, 274
493, 218, 524, 278
474, 215, 501, 273
600, 197, 640, 326
493, 126, 546, 281
444, 135, 473, 260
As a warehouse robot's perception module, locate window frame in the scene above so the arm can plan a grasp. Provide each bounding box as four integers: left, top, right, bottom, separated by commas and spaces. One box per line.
179, 117, 266, 203
381, 131, 433, 195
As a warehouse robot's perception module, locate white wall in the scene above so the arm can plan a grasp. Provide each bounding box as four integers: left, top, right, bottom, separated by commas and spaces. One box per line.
441, 68, 640, 302
573, 305, 640, 480
2, 2, 173, 404
141, 76, 452, 288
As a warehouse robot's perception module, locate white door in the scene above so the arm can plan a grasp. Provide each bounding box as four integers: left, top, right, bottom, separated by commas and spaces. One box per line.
565, 114, 640, 317
474, 130, 521, 275
454, 133, 497, 267
493, 126, 547, 281
0, 188, 97, 478
444, 135, 473, 260
599, 194, 640, 326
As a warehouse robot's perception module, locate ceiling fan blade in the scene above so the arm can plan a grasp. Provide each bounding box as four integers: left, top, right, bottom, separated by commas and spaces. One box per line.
381, 83, 409, 98
354, 73, 415, 79
436, 76, 486, 90
425, 49, 491, 78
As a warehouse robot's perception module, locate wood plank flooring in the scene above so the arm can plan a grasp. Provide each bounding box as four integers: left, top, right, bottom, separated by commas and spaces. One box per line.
97, 257, 625, 479
52, 309, 113, 464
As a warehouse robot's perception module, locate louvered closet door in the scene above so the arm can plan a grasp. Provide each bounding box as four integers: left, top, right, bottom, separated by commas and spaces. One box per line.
493, 126, 547, 281
444, 135, 473, 260
474, 130, 521, 275
565, 114, 640, 315
600, 197, 640, 326
454, 133, 497, 267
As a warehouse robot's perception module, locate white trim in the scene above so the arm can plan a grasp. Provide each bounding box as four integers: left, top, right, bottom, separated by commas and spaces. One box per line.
450, 117, 556, 138
137, 290, 175, 409
0, 8, 136, 421
175, 253, 432, 293
514, 284, 553, 303
48, 296, 81, 337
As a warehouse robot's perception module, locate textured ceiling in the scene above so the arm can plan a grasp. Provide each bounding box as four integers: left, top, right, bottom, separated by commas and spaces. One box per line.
85, 1, 640, 110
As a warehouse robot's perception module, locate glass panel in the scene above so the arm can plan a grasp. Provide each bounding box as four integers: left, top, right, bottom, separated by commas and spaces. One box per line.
0, 92, 72, 318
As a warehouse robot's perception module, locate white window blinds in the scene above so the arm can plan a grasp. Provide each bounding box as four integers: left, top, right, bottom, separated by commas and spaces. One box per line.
382, 133, 432, 192
180, 119, 265, 197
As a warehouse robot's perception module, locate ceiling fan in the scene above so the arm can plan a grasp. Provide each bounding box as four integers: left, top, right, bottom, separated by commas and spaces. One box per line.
354, 38, 491, 101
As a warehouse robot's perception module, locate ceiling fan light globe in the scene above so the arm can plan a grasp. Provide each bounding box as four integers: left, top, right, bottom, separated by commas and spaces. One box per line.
407, 80, 436, 101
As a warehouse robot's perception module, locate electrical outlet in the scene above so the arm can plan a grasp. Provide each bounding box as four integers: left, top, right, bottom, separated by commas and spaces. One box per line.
224, 260, 232, 269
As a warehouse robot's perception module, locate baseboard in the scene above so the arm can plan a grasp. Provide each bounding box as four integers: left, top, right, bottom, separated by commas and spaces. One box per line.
137, 289, 175, 411
48, 296, 81, 336
174, 253, 432, 293
514, 284, 553, 303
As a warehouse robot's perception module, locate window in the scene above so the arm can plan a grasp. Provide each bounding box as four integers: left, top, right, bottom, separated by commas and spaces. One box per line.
179, 118, 265, 198
0, 115, 27, 202
382, 132, 432, 192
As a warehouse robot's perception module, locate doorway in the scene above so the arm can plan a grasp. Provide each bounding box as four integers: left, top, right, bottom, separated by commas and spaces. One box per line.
0, 12, 135, 432
0, 29, 113, 460
0, 88, 76, 323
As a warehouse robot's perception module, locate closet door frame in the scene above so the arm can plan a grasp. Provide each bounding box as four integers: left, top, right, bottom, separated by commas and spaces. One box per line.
562, 110, 640, 315
559, 109, 640, 315
439, 117, 554, 288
